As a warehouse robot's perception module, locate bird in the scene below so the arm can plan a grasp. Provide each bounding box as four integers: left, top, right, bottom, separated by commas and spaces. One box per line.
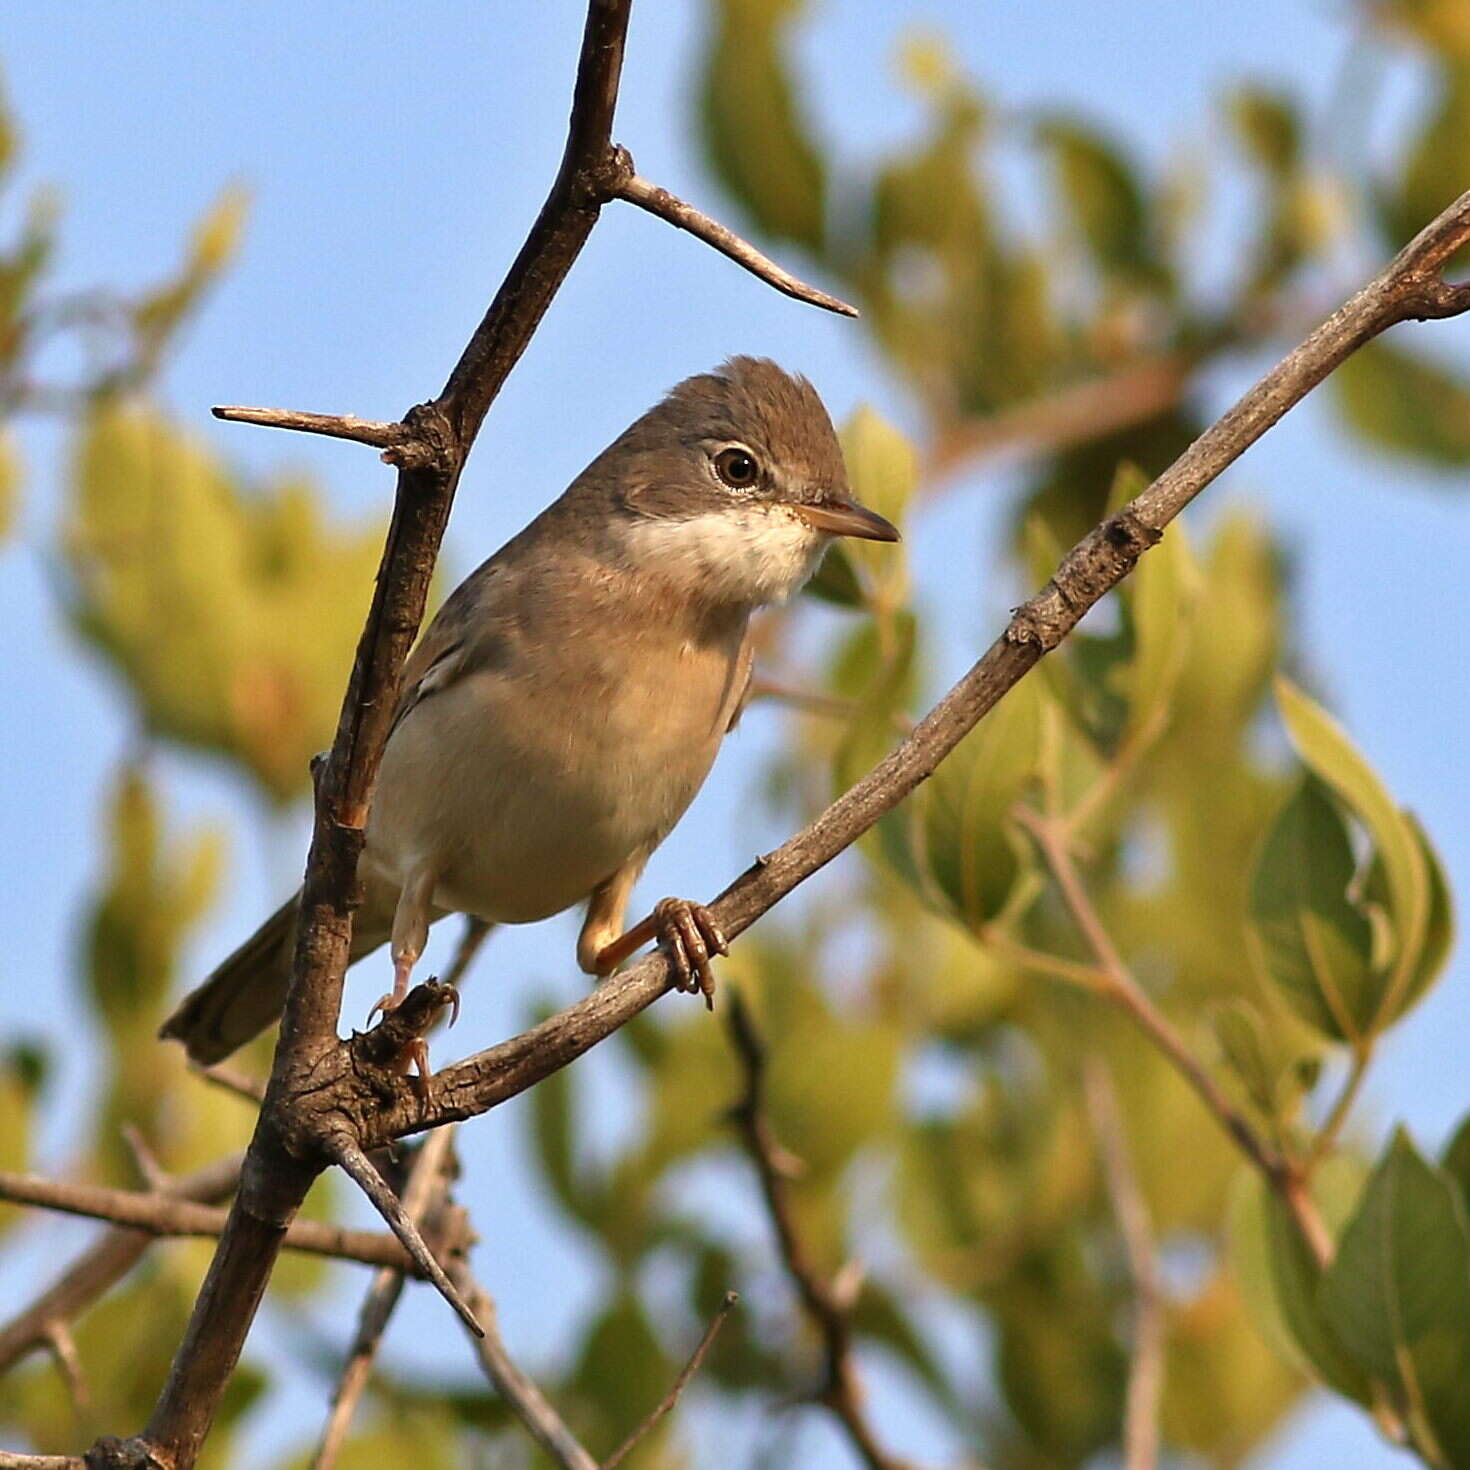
159, 357, 899, 1069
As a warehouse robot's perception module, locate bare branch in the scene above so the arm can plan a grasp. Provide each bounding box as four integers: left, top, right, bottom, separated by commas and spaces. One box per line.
1083, 1057, 1163, 1470
0, 1169, 418, 1273
0, 1156, 242, 1377
313, 1129, 463, 1469
615, 171, 857, 317
727, 996, 917, 1470
602, 1291, 739, 1470
325, 1140, 482, 1336
119, 1127, 170, 1195
0, 1454, 86, 1468
210, 405, 407, 451
453, 1272, 600, 1470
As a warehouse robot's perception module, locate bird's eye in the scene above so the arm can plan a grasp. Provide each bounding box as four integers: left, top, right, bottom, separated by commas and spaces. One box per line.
713, 446, 760, 489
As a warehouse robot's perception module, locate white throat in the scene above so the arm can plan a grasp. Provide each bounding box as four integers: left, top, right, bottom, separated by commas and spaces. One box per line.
620, 504, 829, 607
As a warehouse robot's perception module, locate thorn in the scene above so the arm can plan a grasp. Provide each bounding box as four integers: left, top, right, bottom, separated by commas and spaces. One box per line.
328, 1137, 484, 1337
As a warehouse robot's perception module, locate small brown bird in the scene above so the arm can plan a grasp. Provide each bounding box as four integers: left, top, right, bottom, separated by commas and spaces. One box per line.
160, 357, 898, 1065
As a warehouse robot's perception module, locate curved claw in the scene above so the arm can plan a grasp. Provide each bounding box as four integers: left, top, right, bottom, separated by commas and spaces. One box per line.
653, 898, 729, 1011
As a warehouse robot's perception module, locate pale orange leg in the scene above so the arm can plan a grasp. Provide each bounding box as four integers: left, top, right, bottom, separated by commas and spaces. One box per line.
369, 865, 438, 1025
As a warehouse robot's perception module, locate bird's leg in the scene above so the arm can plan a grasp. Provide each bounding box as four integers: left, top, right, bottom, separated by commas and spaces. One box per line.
579, 854, 649, 976
370, 866, 439, 1025
649, 898, 728, 1009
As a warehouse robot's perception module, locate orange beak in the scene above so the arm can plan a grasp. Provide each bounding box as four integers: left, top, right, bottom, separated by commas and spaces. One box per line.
792, 497, 901, 542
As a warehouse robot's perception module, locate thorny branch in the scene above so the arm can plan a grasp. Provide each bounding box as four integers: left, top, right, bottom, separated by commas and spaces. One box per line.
10, 0, 1466, 1457
0, 1169, 423, 1274
727, 996, 917, 1470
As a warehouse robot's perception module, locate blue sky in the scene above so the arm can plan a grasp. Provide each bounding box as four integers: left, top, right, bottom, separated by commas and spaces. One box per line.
1, 3, 1466, 1466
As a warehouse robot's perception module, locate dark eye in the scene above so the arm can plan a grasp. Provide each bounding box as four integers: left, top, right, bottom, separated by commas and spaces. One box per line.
713, 446, 760, 489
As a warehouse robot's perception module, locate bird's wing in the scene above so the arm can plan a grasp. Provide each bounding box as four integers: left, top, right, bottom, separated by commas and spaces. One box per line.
725, 633, 755, 732
386, 558, 513, 742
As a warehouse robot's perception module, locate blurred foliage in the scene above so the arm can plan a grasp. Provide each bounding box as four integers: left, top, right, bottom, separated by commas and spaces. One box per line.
3, 4, 1470, 1469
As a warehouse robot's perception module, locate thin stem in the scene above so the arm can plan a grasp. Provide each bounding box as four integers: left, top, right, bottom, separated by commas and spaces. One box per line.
210, 405, 406, 450
615, 172, 857, 316
1012, 806, 1336, 1269
1083, 1057, 1163, 1470
979, 928, 1114, 992
452, 1272, 600, 1470
313, 1128, 461, 1470
1306, 1043, 1374, 1169
727, 997, 917, 1470
601, 1292, 739, 1469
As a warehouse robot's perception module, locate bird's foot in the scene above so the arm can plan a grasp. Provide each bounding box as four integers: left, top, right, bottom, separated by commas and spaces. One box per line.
368, 951, 419, 1027
653, 897, 728, 1010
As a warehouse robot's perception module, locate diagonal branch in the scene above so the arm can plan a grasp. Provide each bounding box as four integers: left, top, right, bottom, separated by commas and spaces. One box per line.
601, 1291, 739, 1470
324, 1140, 481, 1335
312, 1129, 463, 1469
450, 1270, 600, 1470
329, 186, 1470, 1150
727, 996, 916, 1470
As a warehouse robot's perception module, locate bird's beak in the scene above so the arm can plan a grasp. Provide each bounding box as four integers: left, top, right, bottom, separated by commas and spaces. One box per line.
792, 496, 901, 542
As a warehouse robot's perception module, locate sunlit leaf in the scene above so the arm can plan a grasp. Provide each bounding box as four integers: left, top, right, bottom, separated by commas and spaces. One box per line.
699, 0, 826, 253
1320, 1131, 1470, 1465
1333, 339, 1470, 469
1245, 775, 1377, 1044
1227, 1157, 1372, 1403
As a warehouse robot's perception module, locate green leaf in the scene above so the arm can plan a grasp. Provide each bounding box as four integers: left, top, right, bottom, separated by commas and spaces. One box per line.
1275, 678, 1438, 1033
699, 0, 827, 253
1227, 1158, 1372, 1403
899, 678, 1046, 932
1035, 117, 1158, 283
1245, 775, 1377, 1043
1227, 87, 1302, 178
1320, 1131, 1470, 1467
805, 541, 864, 606
838, 405, 915, 607
1333, 340, 1470, 468
1123, 501, 1200, 743
1381, 61, 1470, 255
0, 430, 18, 541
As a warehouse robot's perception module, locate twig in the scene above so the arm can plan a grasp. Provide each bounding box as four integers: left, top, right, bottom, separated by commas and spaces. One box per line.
440, 915, 494, 992
452, 1271, 600, 1470
1306, 1042, 1374, 1168
188, 1062, 266, 1105
0, 1155, 243, 1376
313, 1128, 462, 1469
0, 1169, 420, 1273
750, 676, 915, 734
211, 405, 407, 451
43, 1321, 91, 1421
727, 996, 916, 1470
119, 1127, 170, 1194
1012, 806, 1336, 1268
323, 1140, 482, 1336
601, 1291, 739, 1469
1083, 1057, 1163, 1470
0, 1455, 86, 1468
614, 171, 857, 316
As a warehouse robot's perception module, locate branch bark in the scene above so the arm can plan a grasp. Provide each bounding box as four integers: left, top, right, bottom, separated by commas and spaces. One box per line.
0, 1169, 421, 1273
727, 997, 916, 1470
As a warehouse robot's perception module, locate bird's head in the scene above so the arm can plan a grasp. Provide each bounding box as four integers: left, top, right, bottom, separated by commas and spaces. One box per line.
587, 356, 899, 608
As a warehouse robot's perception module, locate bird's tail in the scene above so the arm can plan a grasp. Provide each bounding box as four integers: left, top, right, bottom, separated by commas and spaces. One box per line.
159, 892, 302, 1064
160, 894, 393, 1064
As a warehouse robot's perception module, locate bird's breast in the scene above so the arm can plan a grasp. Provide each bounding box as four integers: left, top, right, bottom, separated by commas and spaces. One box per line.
364, 610, 747, 924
